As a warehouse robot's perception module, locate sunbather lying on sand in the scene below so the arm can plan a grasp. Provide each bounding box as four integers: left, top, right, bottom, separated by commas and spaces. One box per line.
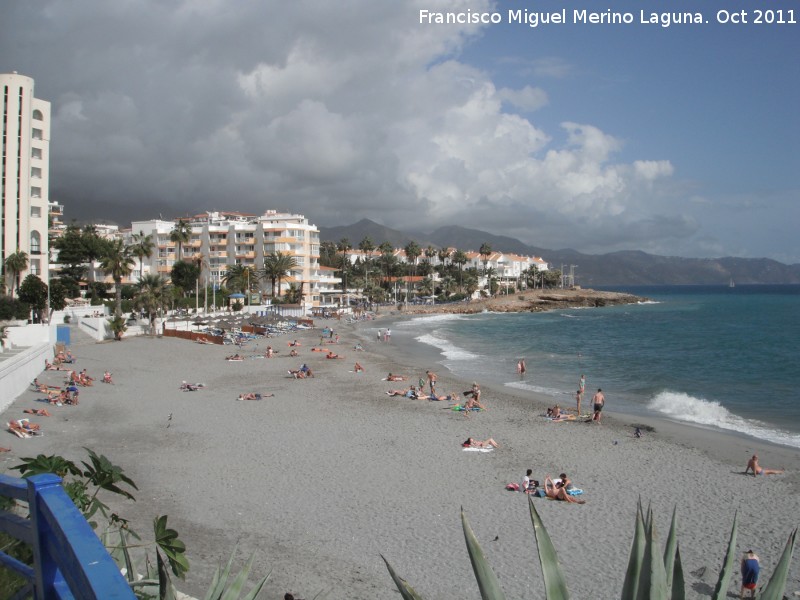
225, 354, 244, 361
326, 351, 344, 359
386, 386, 419, 399
544, 475, 585, 504
237, 392, 275, 400
45, 359, 68, 371
8, 419, 41, 438
386, 373, 406, 381
462, 437, 499, 449
24, 408, 52, 416
429, 391, 458, 401
180, 381, 205, 391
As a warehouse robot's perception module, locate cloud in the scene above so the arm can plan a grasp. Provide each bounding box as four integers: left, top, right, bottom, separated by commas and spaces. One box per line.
4, 0, 781, 259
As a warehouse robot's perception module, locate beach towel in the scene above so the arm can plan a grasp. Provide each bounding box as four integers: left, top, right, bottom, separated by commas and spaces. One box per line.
505, 482, 520, 491
567, 488, 584, 496
452, 405, 481, 412
463, 447, 493, 453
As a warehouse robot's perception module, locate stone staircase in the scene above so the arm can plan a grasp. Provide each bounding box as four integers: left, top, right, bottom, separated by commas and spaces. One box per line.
65, 323, 100, 347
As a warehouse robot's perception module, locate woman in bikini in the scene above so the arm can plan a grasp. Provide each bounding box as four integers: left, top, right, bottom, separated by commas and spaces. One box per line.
544, 475, 585, 504
463, 437, 499, 449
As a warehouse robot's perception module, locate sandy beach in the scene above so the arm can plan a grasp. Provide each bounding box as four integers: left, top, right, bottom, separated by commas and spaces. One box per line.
3, 319, 799, 599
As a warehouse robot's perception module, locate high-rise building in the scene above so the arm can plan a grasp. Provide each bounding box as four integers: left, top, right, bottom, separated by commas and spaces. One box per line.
1, 72, 51, 291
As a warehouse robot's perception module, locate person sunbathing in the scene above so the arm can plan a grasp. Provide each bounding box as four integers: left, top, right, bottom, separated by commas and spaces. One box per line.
226, 354, 244, 361
24, 408, 52, 417
9, 419, 41, 436
353, 343, 364, 351
463, 394, 487, 414
311, 347, 326, 352
45, 360, 66, 371
547, 405, 562, 418
325, 351, 343, 359
289, 340, 301, 346
386, 373, 406, 381
289, 348, 299, 357
544, 475, 585, 504
430, 391, 457, 401
180, 381, 205, 391
102, 371, 114, 384
288, 369, 307, 379
462, 437, 499, 449
237, 392, 275, 400
745, 454, 784, 476
354, 362, 365, 373
386, 386, 419, 399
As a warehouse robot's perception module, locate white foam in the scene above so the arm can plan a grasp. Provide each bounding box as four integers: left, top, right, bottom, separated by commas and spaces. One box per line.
399, 313, 469, 326
647, 390, 800, 449
505, 380, 568, 398
414, 333, 479, 360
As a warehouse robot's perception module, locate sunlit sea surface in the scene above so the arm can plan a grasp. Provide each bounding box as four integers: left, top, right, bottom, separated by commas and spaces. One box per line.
391, 285, 800, 449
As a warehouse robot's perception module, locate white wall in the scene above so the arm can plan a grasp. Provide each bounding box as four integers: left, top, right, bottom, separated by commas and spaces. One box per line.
0, 343, 53, 413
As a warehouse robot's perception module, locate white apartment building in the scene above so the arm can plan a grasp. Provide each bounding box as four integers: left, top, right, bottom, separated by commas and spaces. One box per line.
129, 210, 340, 311
1, 72, 51, 289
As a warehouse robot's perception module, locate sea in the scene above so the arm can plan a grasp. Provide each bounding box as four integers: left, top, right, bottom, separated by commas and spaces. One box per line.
388, 285, 800, 449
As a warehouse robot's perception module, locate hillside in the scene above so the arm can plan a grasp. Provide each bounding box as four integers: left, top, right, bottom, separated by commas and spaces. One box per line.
320, 220, 800, 285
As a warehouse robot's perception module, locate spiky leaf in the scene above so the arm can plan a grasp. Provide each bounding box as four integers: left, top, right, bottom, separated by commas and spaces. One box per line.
636, 515, 668, 600
758, 528, 797, 600
663, 506, 678, 589
154, 515, 189, 579
381, 555, 426, 600
462, 507, 507, 600
711, 511, 738, 600
527, 496, 570, 600
670, 544, 685, 600
157, 550, 178, 600
621, 501, 646, 600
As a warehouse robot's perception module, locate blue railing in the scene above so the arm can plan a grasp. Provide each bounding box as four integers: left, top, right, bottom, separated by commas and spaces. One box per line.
0, 473, 135, 599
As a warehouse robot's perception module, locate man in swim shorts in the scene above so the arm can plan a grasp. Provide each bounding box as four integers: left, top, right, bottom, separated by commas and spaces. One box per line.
745, 454, 784, 476
592, 389, 605, 423
740, 550, 759, 599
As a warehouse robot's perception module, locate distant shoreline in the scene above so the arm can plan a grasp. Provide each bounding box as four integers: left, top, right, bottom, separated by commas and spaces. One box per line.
382, 287, 646, 316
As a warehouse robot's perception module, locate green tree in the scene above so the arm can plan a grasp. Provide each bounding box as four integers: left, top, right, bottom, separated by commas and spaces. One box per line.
129, 230, 155, 280
451, 249, 468, 292
48, 279, 68, 322
437, 247, 451, 271
284, 282, 304, 304
170, 260, 200, 297
337, 238, 352, 301
318, 241, 338, 267
17, 274, 48, 322
3, 250, 28, 299
378, 242, 394, 284
82, 225, 110, 303
52, 225, 88, 297
358, 236, 375, 288
99, 239, 134, 318
169, 219, 191, 262
135, 274, 170, 335
404, 241, 421, 298
261, 252, 297, 298
479, 242, 492, 274
223, 264, 256, 304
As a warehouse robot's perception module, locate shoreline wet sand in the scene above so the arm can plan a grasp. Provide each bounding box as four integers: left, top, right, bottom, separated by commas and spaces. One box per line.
3, 319, 799, 599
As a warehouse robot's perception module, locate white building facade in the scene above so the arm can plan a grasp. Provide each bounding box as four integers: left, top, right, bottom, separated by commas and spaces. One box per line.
1, 72, 51, 290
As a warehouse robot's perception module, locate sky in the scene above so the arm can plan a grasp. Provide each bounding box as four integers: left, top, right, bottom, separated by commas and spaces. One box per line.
2, 0, 798, 262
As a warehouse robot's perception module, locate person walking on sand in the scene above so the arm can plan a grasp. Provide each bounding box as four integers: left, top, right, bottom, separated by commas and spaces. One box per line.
575, 389, 582, 416
744, 454, 784, 476
592, 389, 605, 423
740, 550, 760, 599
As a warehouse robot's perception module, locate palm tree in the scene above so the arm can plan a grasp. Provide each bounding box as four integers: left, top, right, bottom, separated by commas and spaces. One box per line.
223, 264, 256, 303
358, 237, 375, 288
261, 252, 297, 298
337, 238, 352, 305
4, 250, 29, 298
169, 219, 192, 262
129, 231, 155, 280
479, 243, 492, 274
437, 247, 451, 270
135, 274, 170, 335
404, 241, 421, 299
82, 226, 108, 303
99, 239, 135, 318
451, 249, 468, 292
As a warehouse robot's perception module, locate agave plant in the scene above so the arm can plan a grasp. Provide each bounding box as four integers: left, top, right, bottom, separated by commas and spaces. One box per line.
384, 497, 797, 600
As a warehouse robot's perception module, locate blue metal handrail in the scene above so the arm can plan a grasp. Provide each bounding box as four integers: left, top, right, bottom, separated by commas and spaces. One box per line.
0, 473, 135, 599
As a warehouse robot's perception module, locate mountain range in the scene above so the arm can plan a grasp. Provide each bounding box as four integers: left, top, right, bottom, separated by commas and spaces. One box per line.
320, 219, 800, 286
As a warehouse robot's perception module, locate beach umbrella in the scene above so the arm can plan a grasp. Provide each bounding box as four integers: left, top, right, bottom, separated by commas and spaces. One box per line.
228, 293, 246, 299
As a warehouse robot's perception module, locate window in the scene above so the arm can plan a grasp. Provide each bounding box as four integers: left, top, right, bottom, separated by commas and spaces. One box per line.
30, 231, 41, 254
30, 260, 41, 275
31, 147, 42, 159
32, 109, 43, 121
32, 128, 43, 140
31, 166, 42, 179
30, 206, 41, 218
31, 186, 41, 198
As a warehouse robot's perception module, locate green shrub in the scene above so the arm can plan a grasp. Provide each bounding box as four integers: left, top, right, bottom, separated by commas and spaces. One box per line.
0, 296, 30, 320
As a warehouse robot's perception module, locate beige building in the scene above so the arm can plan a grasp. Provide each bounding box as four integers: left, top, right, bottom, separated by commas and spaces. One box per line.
1, 72, 51, 290
129, 210, 340, 312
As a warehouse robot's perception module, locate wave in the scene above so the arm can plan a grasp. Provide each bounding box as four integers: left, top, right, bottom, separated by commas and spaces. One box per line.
505, 380, 570, 398
647, 391, 800, 449
414, 333, 480, 361
396, 313, 470, 327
